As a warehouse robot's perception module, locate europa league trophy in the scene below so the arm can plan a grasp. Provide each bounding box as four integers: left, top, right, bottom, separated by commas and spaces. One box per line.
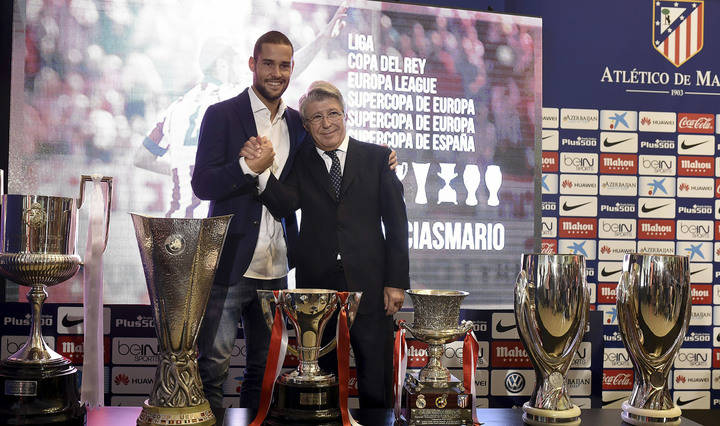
0, 175, 112, 425
401, 289, 474, 425
514, 254, 589, 426
131, 214, 232, 426
256, 289, 362, 425
616, 254, 691, 426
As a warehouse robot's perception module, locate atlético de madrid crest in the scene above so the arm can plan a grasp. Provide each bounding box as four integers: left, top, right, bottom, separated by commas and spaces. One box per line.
653, 1, 704, 67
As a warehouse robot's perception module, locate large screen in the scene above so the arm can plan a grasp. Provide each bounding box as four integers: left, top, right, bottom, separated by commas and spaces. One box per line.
9, 0, 542, 307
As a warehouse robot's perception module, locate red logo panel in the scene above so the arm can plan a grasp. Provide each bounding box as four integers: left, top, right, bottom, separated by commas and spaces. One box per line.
714, 349, 720, 369
678, 156, 714, 177
56, 336, 111, 365
541, 239, 557, 254
637, 220, 676, 240
542, 152, 559, 172
558, 218, 597, 238
597, 283, 617, 304
491, 341, 532, 368
602, 369, 634, 390
599, 154, 637, 175
677, 113, 714, 134
691, 285, 712, 305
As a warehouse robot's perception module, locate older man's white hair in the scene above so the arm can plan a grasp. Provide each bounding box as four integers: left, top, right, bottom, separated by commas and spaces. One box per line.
299, 80, 346, 120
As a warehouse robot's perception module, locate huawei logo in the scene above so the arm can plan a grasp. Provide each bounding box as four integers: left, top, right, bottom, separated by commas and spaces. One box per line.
562, 179, 573, 188
641, 117, 651, 126
679, 183, 689, 192
114, 374, 129, 386
601, 246, 611, 254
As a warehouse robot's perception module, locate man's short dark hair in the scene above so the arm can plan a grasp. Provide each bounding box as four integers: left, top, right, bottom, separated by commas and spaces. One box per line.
253, 31, 294, 59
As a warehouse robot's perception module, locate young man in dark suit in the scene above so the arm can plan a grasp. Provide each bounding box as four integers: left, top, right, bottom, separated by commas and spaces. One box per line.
253, 80, 410, 408
191, 31, 304, 417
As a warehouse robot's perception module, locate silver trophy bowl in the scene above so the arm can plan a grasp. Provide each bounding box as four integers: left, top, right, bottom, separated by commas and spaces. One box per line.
515, 253, 588, 425
617, 254, 691, 426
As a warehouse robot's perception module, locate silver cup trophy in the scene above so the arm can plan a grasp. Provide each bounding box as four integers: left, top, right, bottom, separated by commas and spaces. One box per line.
400, 289, 474, 425
131, 214, 232, 426
0, 175, 112, 425
514, 254, 589, 426
257, 289, 362, 425
616, 254, 691, 426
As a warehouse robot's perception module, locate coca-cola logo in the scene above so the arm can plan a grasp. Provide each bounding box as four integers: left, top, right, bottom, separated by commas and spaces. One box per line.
603, 370, 633, 390
678, 113, 714, 134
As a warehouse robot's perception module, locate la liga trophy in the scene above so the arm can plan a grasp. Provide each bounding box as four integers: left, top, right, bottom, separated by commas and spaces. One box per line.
131, 214, 232, 426
400, 289, 474, 426
256, 289, 362, 425
0, 175, 112, 425
514, 253, 589, 426
616, 254, 691, 426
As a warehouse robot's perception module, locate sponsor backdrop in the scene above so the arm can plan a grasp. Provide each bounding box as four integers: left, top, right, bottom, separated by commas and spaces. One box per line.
0, 303, 602, 408
518, 0, 720, 411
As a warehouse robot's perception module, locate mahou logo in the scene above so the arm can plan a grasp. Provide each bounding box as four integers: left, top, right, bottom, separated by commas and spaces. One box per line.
542, 152, 559, 172
678, 156, 714, 177
691, 285, 712, 305
638, 220, 675, 240
677, 113, 714, 134
599, 154, 638, 175
598, 284, 617, 304
407, 341, 429, 368
603, 370, 633, 390
491, 341, 532, 368
558, 218, 597, 238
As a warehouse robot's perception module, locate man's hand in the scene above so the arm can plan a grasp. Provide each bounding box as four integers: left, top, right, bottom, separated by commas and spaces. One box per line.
245, 136, 275, 173
381, 145, 398, 170
239, 137, 262, 160
384, 286, 405, 316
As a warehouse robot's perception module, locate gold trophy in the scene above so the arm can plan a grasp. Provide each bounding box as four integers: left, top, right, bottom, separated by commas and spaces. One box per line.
257, 289, 362, 425
0, 176, 112, 425
401, 289, 474, 425
131, 214, 232, 426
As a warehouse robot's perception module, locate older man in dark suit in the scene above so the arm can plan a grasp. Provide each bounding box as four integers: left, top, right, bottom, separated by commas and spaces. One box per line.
252, 80, 409, 408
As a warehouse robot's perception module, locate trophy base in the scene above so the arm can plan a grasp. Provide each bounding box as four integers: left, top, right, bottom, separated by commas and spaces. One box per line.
522, 403, 581, 425
265, 380, 341, 425
402, 377, 473, 425
137, 400, 215, 426
0, 358, 85, 425
620, 401, 681, 426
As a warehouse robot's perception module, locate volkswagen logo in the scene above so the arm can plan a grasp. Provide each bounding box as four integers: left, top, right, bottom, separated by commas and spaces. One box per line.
505, 372, 525, 393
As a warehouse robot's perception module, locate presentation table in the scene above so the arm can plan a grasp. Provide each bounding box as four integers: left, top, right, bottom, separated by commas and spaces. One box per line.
87, 406, 706, 425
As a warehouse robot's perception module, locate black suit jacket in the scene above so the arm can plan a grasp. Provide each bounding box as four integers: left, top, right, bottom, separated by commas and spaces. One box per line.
261, 137, 410, 314
191, 88, 305, 284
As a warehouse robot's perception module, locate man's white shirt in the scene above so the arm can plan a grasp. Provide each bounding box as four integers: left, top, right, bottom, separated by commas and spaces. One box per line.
239, 87, 290, 279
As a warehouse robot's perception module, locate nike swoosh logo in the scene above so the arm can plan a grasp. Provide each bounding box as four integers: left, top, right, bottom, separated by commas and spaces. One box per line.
641, 203, 670, 213
676, 395, 704, 406
495, 321, 516, 333
690, 268, 707, 276
62, 314, 83, 328
602, 396, 627, 407
542, 135, 553, 140
680, 140, 710, 150
603, 137, 632, 147
717, 333, 720, 343
562, 201, 591, 211
601, 268, 622, 277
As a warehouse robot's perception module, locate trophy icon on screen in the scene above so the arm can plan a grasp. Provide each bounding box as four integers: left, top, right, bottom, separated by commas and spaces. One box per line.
412, 162, 430, 205
395, 162, 408, 182
437, 163, 458, 205
462, 165, 481, 206
485, 165, 502, 206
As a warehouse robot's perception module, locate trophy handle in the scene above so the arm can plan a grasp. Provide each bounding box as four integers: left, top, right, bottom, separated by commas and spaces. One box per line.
78, 175, 114, 252
617, 270, 653, 373
318, 291, 363, 358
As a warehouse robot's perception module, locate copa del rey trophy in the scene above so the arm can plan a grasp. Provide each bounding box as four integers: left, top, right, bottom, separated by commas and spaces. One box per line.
131, 214, 232, 426
0, 175, 112, 425
514, 254, 589, 426
616, 254, 691, 426
253, 289, 362, 426
396, 289, 478, 426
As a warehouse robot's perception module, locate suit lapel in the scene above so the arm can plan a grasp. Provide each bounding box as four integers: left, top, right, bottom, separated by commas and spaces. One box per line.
302, 143, 336, 201
340, 138, 360, 198
231, 88, 258, 141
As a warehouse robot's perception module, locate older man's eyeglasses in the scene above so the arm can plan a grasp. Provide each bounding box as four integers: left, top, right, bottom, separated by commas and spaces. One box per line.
306, 110, 344, 125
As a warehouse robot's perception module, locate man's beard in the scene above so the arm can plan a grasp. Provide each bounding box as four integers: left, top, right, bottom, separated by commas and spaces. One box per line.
254, 79, 286, 101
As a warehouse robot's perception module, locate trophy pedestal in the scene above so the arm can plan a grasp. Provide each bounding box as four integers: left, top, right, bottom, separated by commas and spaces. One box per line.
620, 401, 681, 426
522, 403, 581, 425
402, 373, 473, 426
0, 359, 85, 425
266, 380, 341, 426
136, 400, 215, 426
